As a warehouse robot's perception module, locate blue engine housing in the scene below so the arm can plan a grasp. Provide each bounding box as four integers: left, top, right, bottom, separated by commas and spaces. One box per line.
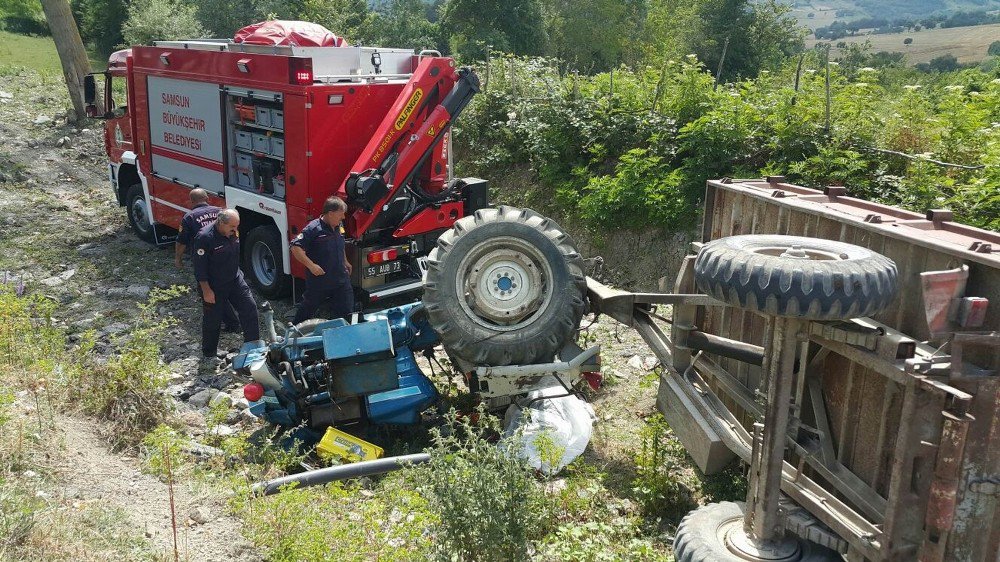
241, 302, 440, 431
366, 347, 438, 425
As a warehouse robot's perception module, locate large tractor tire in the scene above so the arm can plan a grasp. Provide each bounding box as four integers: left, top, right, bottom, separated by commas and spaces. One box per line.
674, 502, 841, 562
244, 225, 291, 299
423, 206, 587, 366
694, 235, 897, 321
125, 183, 155, 243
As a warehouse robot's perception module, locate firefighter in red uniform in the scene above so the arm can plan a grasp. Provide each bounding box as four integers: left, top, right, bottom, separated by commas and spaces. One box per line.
191, 209, 261, 358
175, 188, 239, 333
291, 196, 354, 324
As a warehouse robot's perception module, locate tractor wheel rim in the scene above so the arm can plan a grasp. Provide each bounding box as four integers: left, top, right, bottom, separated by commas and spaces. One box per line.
252, 241, 277, 286
724, 525, 801, 561
131, 197, 150, 233
752, 244, 847, 261
457, 237, 552, 331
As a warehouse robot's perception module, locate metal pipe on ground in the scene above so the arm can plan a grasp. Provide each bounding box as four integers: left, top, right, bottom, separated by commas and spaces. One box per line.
252, 453, 431, 496
687, 330, 765, 366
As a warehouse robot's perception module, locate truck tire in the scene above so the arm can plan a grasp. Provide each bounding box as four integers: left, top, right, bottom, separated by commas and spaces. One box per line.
423, 206, 587, 366
125, 183, 155, 243
674, 502, 840, 562
244, 225, 291, 298
694, 235, 897, 321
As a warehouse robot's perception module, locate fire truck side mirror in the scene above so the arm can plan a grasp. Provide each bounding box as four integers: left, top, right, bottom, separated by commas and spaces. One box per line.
84, 73, 111, 120
83, 74, 97, 105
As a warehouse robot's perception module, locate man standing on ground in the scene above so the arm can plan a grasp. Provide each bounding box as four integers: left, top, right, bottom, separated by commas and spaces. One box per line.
291, 196, 354, 324
192, 209, 260, 360
174, 188, 239, 333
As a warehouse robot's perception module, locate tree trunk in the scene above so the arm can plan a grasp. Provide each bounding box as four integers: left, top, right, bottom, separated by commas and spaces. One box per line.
39, 0, 92, 123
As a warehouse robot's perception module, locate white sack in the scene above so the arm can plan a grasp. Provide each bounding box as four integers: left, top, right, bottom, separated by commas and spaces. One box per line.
503, 381, 597, 474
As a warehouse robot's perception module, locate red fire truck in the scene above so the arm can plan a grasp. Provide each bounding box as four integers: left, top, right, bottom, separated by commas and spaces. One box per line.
84, 21, 485, 307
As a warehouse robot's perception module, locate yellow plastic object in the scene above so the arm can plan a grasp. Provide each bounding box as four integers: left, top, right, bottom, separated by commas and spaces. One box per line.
316, 426, 384, 462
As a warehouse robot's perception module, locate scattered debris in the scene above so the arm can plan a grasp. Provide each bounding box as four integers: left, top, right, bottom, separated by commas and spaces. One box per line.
188, 506, 213, 525
209, 392, 233, 409
188, 388, 219, 408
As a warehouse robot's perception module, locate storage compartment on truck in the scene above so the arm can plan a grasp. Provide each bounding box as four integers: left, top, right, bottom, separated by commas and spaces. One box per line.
255, 106, 272, 128
252, 132, 270, 154
235, 153, 254, 189
225, 89, 285, 199
235, 130, 252, 151
270, 137, 284, 158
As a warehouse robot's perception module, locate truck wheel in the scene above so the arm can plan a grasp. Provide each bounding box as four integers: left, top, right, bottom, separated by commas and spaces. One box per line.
244, 225, 291, 298
694, 235, 897, 321
125, 183, 155, 243
674, 502, 840, 562
423, 206, 587, 366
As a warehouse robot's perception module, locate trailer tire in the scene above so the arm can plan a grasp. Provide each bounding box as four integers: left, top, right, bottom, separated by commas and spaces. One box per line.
694, 235, 897, 321
674, 502, 840, 562
125, 183, 155, 243
423, 206, 587, 366
244, 225, 291, 298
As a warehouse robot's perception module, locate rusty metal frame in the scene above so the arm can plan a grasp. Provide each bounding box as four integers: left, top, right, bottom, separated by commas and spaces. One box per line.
587, 267, 992, 561
663, 177, 1000, 561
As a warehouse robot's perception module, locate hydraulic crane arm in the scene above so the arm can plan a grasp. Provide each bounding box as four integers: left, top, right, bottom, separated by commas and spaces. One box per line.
343, 57, 480, 239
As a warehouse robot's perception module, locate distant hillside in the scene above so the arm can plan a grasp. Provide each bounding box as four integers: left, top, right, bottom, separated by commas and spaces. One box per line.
805, 22, 1000, 65
785, 0, 1000, 28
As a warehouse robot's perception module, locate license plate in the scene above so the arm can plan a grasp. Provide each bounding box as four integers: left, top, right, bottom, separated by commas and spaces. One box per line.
364, 260, 402, 278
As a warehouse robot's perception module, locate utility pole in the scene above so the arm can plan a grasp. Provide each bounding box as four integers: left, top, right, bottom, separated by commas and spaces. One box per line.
39, 0, 92, 123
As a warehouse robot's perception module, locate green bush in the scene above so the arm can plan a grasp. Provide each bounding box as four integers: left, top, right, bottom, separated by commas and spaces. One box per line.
631, 414, 697, 521
0, 284, 62, 376
71, 0, 128, 55
0, 0, 48, 35
579, 149, 692, 229
122, 0, 205, 46
407, 407, 543, 562
70, 287, 185, 451
0, 481, 41, 556
455, 48, 1000, 235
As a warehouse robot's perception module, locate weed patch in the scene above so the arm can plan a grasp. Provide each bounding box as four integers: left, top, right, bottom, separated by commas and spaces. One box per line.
631, 414, 698, 521
237, 474, 435, 561
69, 286, 186, 451
407, 407, 543, 562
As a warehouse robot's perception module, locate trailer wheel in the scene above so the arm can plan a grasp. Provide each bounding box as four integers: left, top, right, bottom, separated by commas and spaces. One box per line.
244, 225, 291, 298
694, 235, 897, 321
423, 206, 587, 366
125, 183, 155, 243
674, 502, 840, 562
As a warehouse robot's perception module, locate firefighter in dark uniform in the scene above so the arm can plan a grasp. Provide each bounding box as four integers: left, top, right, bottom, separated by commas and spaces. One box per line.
174, 188, 239, 333
291, 196, 354, 324
191, 209, 261, 358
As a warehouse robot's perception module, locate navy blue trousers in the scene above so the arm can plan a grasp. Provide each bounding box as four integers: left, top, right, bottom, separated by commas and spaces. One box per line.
293, 280, 355, 324
196, 281, 239, 330
202, 278, 260, 356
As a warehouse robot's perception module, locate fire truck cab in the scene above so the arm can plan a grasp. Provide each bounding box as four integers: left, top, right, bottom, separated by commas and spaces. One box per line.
84, 22, 485, 309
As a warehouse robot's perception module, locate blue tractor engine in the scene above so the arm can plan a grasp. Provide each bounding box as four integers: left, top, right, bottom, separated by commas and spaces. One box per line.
232, 303, 440, 434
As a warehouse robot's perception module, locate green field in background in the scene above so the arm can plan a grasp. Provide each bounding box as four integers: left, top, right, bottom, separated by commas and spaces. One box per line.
0, 30, 104, 73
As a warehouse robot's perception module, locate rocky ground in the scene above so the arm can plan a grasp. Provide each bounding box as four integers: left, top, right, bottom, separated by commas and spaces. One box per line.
1, 67, 265, 562
0, 67, 724, 560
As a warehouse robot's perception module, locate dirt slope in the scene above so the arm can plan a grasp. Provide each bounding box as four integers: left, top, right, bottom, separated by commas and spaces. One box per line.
0, 68, 264, 561
53, 416, 259, 562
